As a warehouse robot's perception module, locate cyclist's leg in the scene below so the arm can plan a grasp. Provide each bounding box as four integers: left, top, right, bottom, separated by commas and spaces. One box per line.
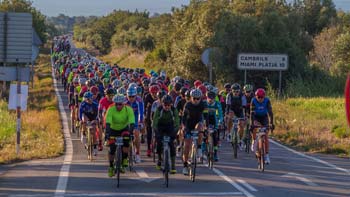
227, 112, 234, 137
133, 129, 141, 162
183, 129, 192, 166
146, 122, 152, 151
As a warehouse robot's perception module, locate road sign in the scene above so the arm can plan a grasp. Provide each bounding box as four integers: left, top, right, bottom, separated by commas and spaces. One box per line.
0, 66, 31, 82
238, 53, 288, 71
8, 84, 28, 111
0, 12, 33, 63
201, 48, 212, 66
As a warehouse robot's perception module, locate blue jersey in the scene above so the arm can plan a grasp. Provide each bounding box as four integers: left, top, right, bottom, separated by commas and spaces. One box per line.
252, 97, 270, 116
205, 100, 223, 129
79, 101, 99, 121
126, 100, 144, 129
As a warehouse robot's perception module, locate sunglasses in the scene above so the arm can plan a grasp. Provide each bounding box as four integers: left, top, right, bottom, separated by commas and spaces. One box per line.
163, 104, 171, 107
128, 96, 135, 98
193, 97, 201, 100
233, 90, 240, 93
257, 97, 264, 99
116, 103, 123, 106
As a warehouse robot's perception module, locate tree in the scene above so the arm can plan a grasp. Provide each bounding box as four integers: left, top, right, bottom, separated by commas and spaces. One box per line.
0, 0, 48, 43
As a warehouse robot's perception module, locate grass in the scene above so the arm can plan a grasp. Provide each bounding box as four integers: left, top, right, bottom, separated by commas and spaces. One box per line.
0, 51, 64, 164
272, 97, 350, 156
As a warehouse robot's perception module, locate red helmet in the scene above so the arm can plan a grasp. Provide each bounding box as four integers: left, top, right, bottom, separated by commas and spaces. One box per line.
194, 80, 202, 88
198, 84, 207, 95
78, 65, 84, 72
255, 88, 265, 98
90, 86, 99, 95
89, 73, 95, 78
149, 85, 160, 94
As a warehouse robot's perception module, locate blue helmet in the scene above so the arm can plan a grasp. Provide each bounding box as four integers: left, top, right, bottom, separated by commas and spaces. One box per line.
127, 87, 137, 96
83, 91, 93, 99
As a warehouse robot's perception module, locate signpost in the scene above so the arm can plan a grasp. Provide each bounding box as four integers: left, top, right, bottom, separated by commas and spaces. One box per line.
201, 48, 213, 84
0, 12, 33, 155
237, 53, 288, 98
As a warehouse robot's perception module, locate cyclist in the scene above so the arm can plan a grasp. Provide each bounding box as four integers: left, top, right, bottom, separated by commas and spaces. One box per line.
242, 84, 254, 148
144, 85, 159, 157
79, 91, 99, 155
204, 91, 223, 161
126, 87, 144, 163
152, 95, 180, 174
182, 88, 208, 175
174, 87, 188, 156
250, 88, 274, 164
225, 83, 246, 150
105, 94, 135, 176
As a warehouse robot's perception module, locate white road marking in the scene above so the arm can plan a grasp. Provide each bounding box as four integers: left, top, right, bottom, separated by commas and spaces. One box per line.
237, 179, 258, 191
10, 192, 243, 197
270, 139, 350, 175
135, 169, 160, 183
213, 168, 255, 197
52, 63, 73, 196
282, 172, 319, 187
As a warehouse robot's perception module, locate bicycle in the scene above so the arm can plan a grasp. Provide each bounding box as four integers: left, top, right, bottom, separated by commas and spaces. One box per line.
151, 129, 157, 163
205, 125, 215, 169
128, 134, 134, 172
110, 136, 125, 188
254, 126, 269, 172
231, 117, 245, 159
244, 121, 251, 154
189, 130, 199, 182
162, 135, 171, 187
86, 120, 97, 161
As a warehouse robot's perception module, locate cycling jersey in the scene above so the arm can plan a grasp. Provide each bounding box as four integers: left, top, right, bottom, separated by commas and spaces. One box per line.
79, 100, 98, 121
204, 100, 223, 129
226, 92, 246, 118
106, 105, 135, 131
250, 97, 273, 126
183, 101, 208, 131
126, 100, 144, 129
152, 106, 180, 137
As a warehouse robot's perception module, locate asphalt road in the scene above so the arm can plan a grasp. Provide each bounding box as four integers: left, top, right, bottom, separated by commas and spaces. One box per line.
1, 46, 350, 197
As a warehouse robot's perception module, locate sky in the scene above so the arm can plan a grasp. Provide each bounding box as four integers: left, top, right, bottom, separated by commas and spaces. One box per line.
31, 0, 350, 17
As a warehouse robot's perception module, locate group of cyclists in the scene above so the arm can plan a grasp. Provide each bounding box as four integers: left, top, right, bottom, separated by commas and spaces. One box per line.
51, 35, 274, 178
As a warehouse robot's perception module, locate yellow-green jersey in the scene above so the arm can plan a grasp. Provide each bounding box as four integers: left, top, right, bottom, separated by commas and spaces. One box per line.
106, 105, 135, 131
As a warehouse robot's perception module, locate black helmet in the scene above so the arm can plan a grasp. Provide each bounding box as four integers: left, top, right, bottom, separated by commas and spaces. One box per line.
224, 83, 231, 89
174, 82, 182, 91
231, 83, 241, 90
207, 91, 216, 99
157, 90, 167, 100
104, 88, 115, 95
162, 95, 173, 104
180, 87, 188, 96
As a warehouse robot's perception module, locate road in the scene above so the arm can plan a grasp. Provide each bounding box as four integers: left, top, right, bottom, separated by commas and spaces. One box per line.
1, 46, 350, 197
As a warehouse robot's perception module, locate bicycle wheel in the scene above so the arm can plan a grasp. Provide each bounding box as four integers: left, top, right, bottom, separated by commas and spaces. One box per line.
88, 129, 93, 161
128, 143, 133, 172
208, 135, 213, 169
190, 146, 197, 182
70, 117, 75, 133
116, 146, 122, 188
76, 121, 80, 138
259, 138, 265, 172
164, 149, 169, 187
245, 127, 251, 153
232, 130, 238, 159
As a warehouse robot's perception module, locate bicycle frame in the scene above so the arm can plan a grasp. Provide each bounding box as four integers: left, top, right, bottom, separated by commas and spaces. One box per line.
86, 120, 97, 161
256, 127, 268, 172
189, 130, 198, 182
115, 137, 124, 188
207, 126, 215, 169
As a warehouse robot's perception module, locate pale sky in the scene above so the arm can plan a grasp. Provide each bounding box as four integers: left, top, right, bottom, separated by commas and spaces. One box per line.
31, 0, 349, 17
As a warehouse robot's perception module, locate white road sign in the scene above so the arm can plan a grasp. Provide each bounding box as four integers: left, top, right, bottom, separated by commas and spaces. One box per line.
8, 84, 28, 111
238, 53, 288, 71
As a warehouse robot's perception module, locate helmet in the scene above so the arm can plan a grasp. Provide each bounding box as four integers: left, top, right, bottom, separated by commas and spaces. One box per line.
190, 88, 202, 98
127, 87, 137, 96
112, 94, 126, 103
103, 78, 110, 84
198, 85, 207, 95
117, 87, 126, 95
185, 90, 191, 98
89, 73, 95, 78
136, 86, 143, 95
149, 85, 160, 94
231, 83, 241, 91
132, 72, 139, 79
90, 86, 99, 95
180, 87, 188, 96
104, 88, 115, 95
194, 80, 202, 88
255, 88, 266, 98
224, 83, 231, 89
78, 65, 84, 71
85, 79, 92, 87
207, 91, 216, 99
79, 78, 87, 85
112, 79, 121, 89
206, 84, 214, 92
120, 73, 127, 81
142, 78, 150, 86
73, 77, 79, 84
162, 95, 173, 104
83, 91, 93, 99
128, 83, 138, 89
98, 66, 104, 72
212, 87, 219, 95
157, 90, 167, 100
243, 84, 253, 92
174, 82, 182, 91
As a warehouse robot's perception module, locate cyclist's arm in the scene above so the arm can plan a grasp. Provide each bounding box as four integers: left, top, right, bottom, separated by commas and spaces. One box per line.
250, 99, 256, 126
139, 101, 144, 122
217, 101, 223, 123
126, 106, 136, 134
79, 102, 84, 121
151, 108, 160, 129
267, 99, 274, 125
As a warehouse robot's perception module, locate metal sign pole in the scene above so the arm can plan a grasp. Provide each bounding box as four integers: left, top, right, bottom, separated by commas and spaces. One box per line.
16, 63, 21, 155
244, 70, 247, 84
209, 63, 213, 84
278, 70, 282, 99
